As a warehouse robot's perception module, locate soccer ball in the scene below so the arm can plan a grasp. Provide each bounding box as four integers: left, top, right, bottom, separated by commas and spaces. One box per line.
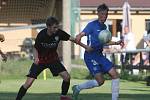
98, 30, 112, 44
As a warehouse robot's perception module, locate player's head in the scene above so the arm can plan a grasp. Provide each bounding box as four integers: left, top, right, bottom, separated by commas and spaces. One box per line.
46, 16, 59, 34
97, 3, 109, 23
0, 34, 5, 42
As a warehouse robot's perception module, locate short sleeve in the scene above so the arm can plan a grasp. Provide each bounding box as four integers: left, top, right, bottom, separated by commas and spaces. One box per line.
57, 29, 70, 41
82, 23, 92, 36
34, 31, 43, 50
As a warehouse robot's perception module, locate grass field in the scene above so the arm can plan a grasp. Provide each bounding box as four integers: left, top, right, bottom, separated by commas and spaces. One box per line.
0, 79, 150, 100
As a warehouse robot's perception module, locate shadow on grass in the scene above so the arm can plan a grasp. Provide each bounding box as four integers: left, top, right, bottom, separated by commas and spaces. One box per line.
0, 92, 150, 100
122, 88, 150, 92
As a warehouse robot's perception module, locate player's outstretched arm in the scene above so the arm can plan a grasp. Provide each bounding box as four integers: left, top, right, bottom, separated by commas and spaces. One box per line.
75, 32, 85, 43
69, 36, 93, 52
106, 40, 124, 46
106, 41, 116, 45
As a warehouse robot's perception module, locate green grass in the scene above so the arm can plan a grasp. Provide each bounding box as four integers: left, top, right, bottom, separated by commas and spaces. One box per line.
72, 59, 85, 65
0, 59, 91, 80
0, 59, 150, 100
0, 59, 32, 79
0, 79, 150, 100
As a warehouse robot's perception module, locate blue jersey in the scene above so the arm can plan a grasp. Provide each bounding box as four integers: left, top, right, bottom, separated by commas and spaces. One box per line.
82, 19, 107, 52
82, 19, 113, 76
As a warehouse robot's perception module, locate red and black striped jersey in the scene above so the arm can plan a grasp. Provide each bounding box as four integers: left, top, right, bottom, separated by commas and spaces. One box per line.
34, 28, 70, 64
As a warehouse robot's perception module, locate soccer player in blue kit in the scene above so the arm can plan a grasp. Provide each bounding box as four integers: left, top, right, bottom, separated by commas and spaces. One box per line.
72, 3, 120, 100
16, 16, 91, 100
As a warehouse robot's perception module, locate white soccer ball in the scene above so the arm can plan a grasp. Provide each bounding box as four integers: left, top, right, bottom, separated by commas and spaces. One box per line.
98, 30, 112, 44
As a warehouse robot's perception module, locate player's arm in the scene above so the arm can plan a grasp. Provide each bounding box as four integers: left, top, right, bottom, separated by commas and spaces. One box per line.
59, 29, 93, 52
74, 32, 93, 51
69, 36, 93, 52
33, 47, 39, 64
106, 40, 124, 48
106, 40, 122, 45
106, 41, 117, 45
75, 32, 85, 43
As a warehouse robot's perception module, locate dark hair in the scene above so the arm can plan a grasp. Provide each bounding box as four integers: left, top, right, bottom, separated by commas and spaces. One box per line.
46, 16, 59, 26
97, 3, 109, 12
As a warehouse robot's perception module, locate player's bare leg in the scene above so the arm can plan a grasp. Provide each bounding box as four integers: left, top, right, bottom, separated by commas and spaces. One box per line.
108, 67, 120, 100
72, 73, 104, 100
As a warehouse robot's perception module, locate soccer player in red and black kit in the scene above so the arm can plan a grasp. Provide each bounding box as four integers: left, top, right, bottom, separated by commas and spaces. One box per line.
16, 16, 92, 100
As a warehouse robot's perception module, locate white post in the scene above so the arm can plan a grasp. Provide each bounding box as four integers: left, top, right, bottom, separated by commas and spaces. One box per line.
62, 0, 71, 72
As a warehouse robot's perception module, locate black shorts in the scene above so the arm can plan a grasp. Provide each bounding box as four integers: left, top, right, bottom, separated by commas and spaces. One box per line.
26, 61, 67, 79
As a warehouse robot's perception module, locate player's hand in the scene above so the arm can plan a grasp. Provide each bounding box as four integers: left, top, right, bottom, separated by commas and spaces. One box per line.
75, 35, 81, 44
33, 57, 39, 65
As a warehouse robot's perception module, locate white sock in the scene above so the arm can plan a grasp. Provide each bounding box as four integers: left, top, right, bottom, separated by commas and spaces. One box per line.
76, 80, 99, 91
112, 78, 119, 100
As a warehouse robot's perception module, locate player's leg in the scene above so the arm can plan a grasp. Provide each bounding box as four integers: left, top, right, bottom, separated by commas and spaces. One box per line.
72, 73, 103, 100
16, 63, 44, 100
108, 67, 119, 100
59, 71, 72, 100
49, 61, 71, 100
96, 55, 119, 100
72, 57, 104, 100
73, 73, 104, 90
16, 77, 35, 100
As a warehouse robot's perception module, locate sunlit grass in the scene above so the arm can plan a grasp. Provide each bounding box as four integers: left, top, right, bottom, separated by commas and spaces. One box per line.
0, 79, 150, 100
